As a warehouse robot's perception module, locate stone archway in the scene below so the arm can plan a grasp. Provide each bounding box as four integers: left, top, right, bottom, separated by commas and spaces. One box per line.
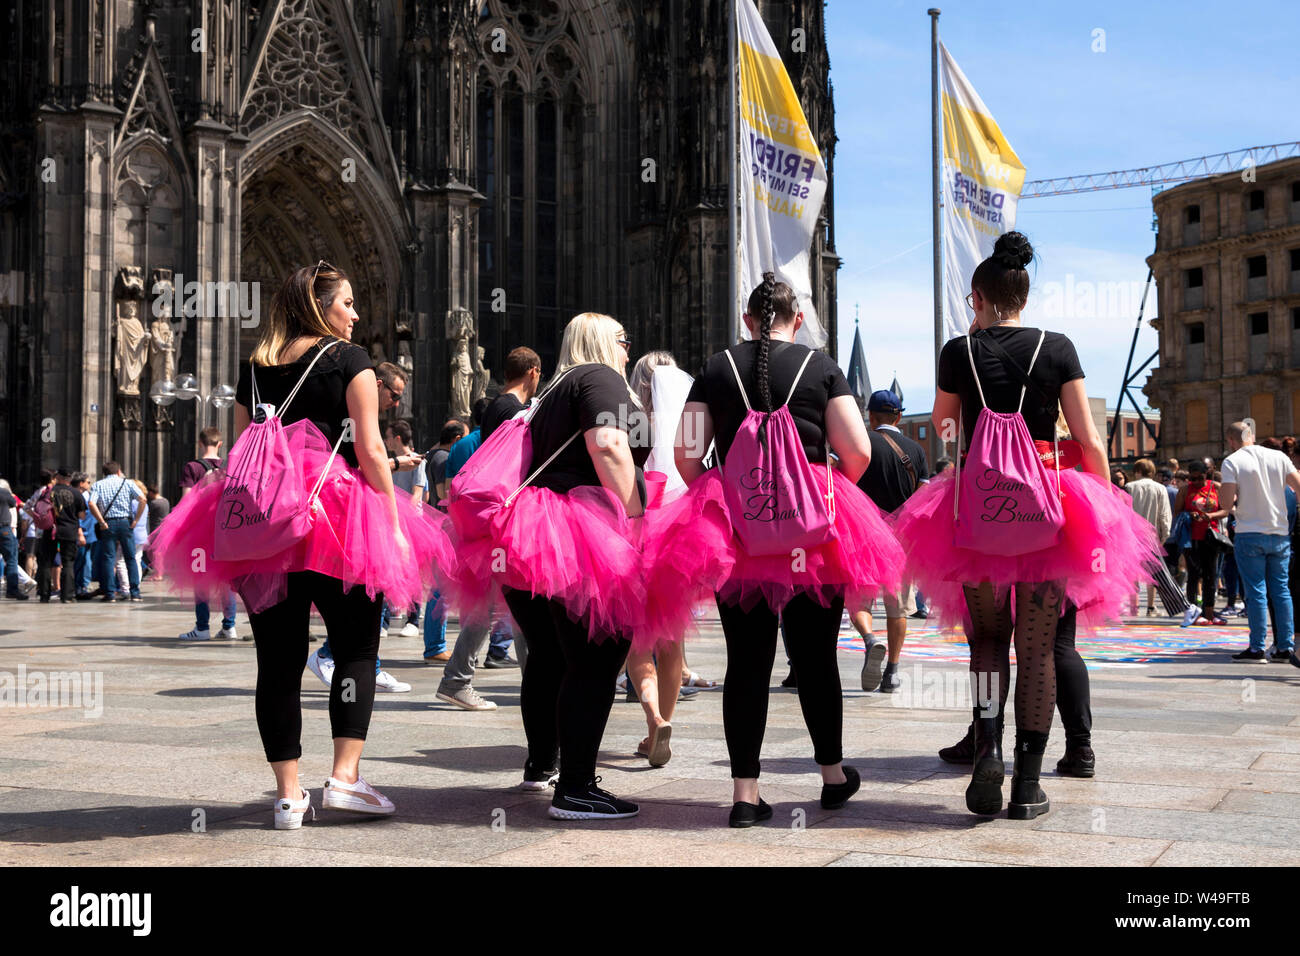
239, 117, 407, 369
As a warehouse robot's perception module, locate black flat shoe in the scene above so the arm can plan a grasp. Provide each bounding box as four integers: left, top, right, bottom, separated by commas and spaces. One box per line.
820, 766, 861, 809
729, 798, 772, 828
1055, 746, 1096, 778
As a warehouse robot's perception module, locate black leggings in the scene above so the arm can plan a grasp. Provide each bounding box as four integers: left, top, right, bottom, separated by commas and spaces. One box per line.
502, 588, 630, 790
1185, 537, 1219, 615
963, 581, 1062, 735
248, 571, 383, 763
719, 590, 846, 779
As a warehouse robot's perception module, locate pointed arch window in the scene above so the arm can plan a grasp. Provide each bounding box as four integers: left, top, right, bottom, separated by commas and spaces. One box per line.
476, 61, 586, 376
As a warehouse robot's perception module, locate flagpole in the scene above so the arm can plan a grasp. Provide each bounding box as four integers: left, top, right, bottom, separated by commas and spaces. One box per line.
729, 0, 739, 342
928, 9, 942, 384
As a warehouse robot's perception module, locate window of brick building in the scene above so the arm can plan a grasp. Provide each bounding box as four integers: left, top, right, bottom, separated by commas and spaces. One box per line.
1248, 190, 1266, 211
1186, 322, 1205, 379
1246, 255, 1268, 300
1184, 266, 1204, 309
1291, 249, 1300, 293
1125, 421, 1134, 437
1249, 312, 1269, 371
1185, 205, 1200, 224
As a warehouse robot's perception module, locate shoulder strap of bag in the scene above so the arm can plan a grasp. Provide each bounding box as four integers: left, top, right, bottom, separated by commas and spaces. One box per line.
979, 330, 1052, 412
722, 349, 751, 412
503, 365, 584, 506
278, 339, 340, 417
877, 430, 917, 495
101, 477, 128, 516
783, 350, 816, 407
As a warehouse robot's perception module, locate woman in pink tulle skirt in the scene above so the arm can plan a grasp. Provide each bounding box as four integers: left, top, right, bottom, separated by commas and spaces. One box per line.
641, 274, 904, 828
891, 232, 1157, 821
463, 312, 649, 820
148, 261, 454, 829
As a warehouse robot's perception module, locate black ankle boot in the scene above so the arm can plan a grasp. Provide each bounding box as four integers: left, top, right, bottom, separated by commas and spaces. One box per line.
1009, 732, 1051, 820
964, 711, 1005, 816
939, 722, 975, 764
1056, 742, 1096, 778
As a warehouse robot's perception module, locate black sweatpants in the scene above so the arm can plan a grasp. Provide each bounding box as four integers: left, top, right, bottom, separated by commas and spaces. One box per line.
718, 590, 846, 779
1185, 537, 1219, 616
248, 570, 383, 763
502, 588, 630, 790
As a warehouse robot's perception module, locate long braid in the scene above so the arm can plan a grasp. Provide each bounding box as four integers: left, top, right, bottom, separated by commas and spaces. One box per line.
755, 271, 776, 414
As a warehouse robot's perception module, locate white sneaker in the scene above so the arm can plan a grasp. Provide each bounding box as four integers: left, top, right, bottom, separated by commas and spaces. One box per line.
322, 775, 395, 815
436, 686, 498, 711
216, 626, 238, 640
273, 787, 314, 830
379, 626, 388, 638
179, 628, 211, 641
375, 670, 411, 693
1181, 606, 1203, 628
399, 622, 420, 638
306, 650, 335, 688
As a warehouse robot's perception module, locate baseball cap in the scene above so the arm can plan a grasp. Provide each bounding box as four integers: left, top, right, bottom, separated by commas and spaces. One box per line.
867, 389, 903, 413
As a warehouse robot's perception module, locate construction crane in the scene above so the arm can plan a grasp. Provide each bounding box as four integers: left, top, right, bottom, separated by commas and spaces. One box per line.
1021, 141, 1300, 198
1017, 142, 1300, 462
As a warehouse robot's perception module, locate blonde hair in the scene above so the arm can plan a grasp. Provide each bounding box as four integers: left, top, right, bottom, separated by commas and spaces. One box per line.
251, 262, 349, 366
132, 479, 147, 496
1054, 406, 1069, 439
629, 350, 676, 412
1133, 458, 1156, 478
557, 312, 627, 378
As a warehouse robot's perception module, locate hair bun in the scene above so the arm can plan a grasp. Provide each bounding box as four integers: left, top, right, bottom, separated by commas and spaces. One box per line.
992, 231, 1033, 270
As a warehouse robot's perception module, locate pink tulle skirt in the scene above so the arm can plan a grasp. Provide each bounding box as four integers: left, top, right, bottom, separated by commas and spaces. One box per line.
447, 483, 645, 641
148, 433, 456, 615
890, 468, 1159, 629
638, 467, 904, 649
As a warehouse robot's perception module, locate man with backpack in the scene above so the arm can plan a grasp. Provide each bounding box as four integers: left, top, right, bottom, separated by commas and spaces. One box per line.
177, 427, 241, 640
852, 390, 929, 693
34, 467, 86, 603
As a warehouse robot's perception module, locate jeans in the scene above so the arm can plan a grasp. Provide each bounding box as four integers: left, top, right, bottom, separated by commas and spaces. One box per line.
423, 590, 448, 658
1221, 550, 1245, 606
914, 589, 928, 615
96, 518, 139, 597
488, 617, 514, 658
1234, 533, 1295, 652
196, 592, 239, 632
74, 544, 93, 593
317, 636, 382, 675
0, 527, 18, 596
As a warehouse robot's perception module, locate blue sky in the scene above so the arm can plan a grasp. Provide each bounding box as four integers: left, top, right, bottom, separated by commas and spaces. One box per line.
823, 0, 1300, 413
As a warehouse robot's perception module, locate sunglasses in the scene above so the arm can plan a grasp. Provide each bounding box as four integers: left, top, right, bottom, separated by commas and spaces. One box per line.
616, 335, 630, 350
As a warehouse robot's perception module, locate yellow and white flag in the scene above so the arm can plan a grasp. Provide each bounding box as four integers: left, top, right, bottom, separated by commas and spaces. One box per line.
940, 42, 1026, 342
737, 0, 828, 348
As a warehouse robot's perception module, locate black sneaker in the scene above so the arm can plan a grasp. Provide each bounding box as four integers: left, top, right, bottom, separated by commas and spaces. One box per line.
483, 654, 518, 669
729, 798, 773, 828
1232, 648, 1267, 662
548, 777, 638, 820
879, 666, 901, 694
519, 761, 559, 792
1270, 648, 1293, 663
780, 670, 797, 689
7, 592, 29, 601
820, 765, 861, 810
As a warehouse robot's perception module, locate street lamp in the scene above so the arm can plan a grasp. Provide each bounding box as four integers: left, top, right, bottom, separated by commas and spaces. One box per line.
151, 372, 235, 421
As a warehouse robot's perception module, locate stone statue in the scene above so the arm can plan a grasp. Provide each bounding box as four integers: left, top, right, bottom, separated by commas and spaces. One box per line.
449, 337, 472, 421
445, 307, 475, 420
396, 340, 414, 375
114, 267, 149, 396
471, 345, 489, 407
148, 268, 177, 386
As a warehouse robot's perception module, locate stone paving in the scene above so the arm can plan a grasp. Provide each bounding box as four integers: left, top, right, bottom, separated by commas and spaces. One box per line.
2, 592, 1300, 866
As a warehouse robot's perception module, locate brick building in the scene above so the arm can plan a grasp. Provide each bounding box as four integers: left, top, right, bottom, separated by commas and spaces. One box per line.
1143, 156, 1300, 461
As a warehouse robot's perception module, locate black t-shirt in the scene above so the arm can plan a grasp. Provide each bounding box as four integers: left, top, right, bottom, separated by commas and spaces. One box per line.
50, 484, 84, 541
528, 364, 650, 494
937, 326, 1084, 444
235, 338, 373, 468
858, 426, 930, 514
482, 392, 528, 442
687, 340, 852, 465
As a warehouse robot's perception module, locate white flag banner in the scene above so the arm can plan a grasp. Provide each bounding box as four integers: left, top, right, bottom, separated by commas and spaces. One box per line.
736, 0, 828, 348
939, 42, 1026, 342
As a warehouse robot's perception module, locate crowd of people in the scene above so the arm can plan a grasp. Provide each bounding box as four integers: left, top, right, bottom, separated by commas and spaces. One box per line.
1115, 434, 1299, 660
10, 231, 1300, 833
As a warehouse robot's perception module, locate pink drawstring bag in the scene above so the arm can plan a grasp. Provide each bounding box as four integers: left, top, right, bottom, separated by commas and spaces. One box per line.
719, 348, 836, 557
447, 368, 580, 541
953, 331, 1064, 555
214, 341, 347, 561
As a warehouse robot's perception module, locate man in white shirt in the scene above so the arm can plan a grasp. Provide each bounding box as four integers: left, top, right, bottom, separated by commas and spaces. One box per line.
1208, 421, 1300, 662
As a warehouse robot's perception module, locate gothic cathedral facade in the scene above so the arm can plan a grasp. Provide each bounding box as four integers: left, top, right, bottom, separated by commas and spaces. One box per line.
0, 0, 838, 490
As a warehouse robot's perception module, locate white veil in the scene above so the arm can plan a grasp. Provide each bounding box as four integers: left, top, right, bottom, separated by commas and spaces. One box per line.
646, 364, 695, 502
